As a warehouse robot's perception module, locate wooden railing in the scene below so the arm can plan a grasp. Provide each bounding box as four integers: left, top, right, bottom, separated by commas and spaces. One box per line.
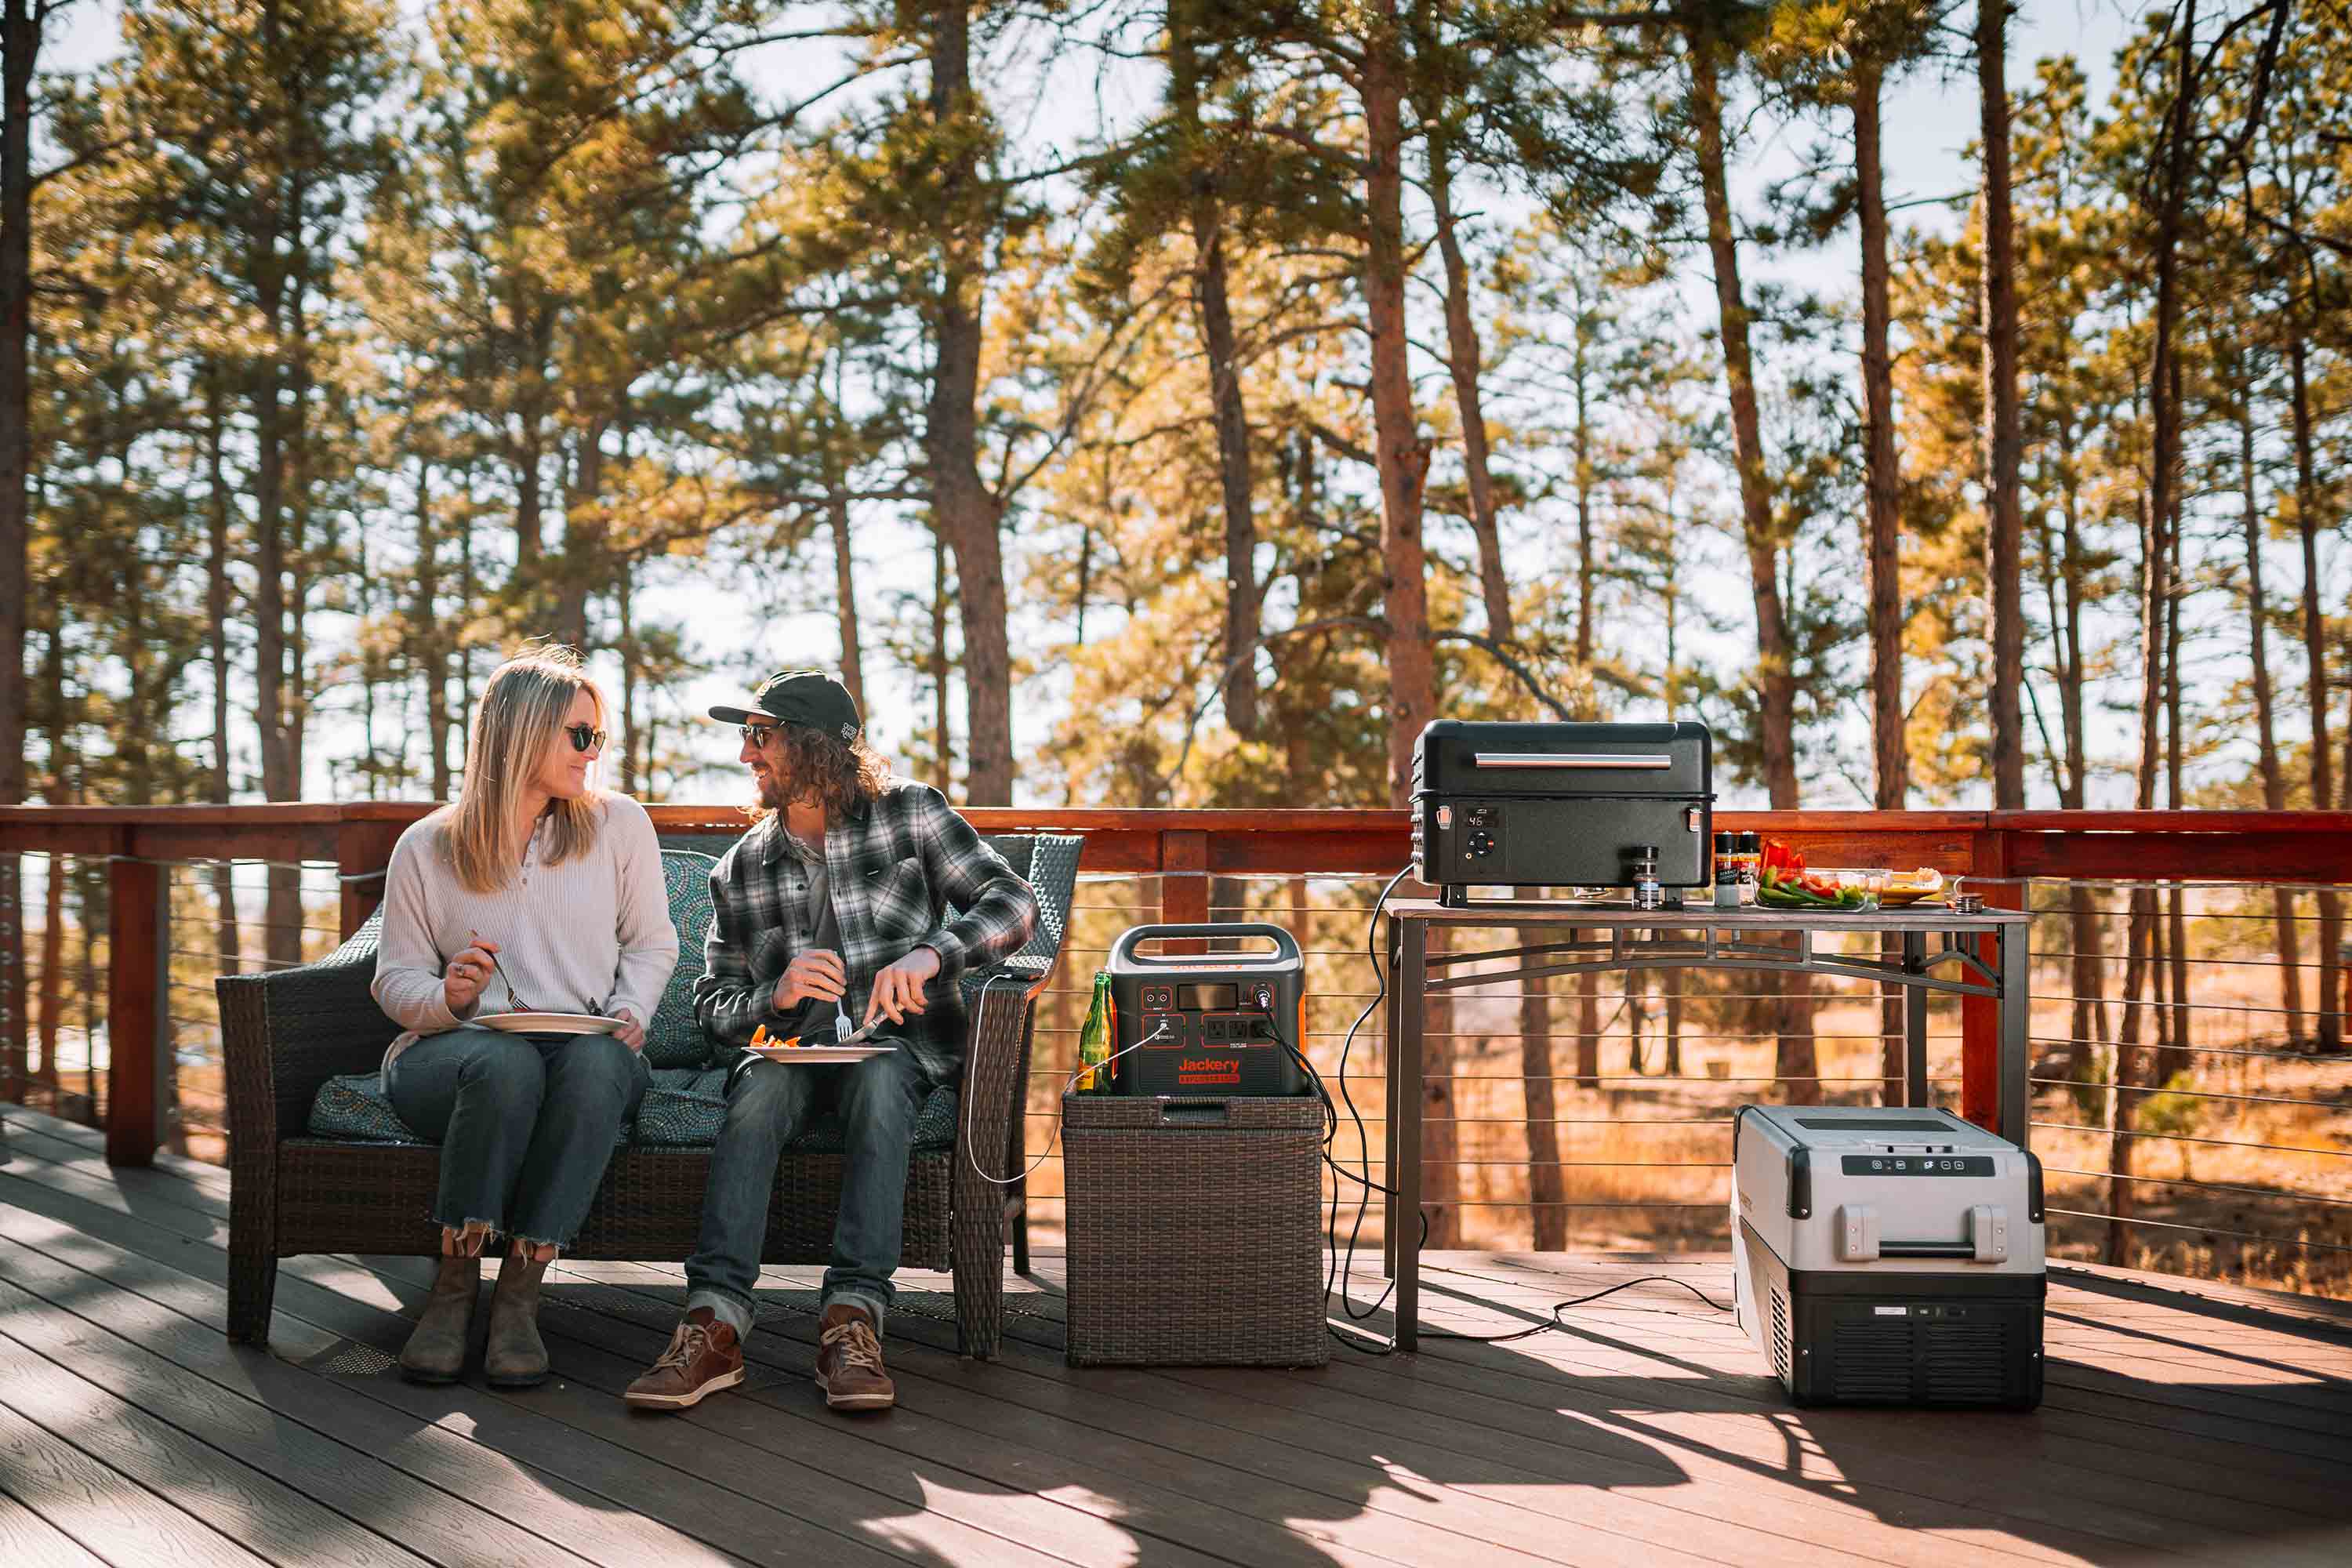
4, 804, 2350, 1167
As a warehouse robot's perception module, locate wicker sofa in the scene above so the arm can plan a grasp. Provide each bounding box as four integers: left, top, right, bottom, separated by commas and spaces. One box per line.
215, 830, 1082, 1359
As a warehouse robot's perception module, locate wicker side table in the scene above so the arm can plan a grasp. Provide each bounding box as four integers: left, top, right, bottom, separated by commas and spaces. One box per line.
1062, 1094, 1329, 1367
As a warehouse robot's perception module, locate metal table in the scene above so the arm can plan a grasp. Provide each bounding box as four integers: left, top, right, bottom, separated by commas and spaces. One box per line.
1377, 899, 2032, 1351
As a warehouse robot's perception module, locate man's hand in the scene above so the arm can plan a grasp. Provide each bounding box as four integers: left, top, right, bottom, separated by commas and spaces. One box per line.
775, 949, 847, 1013
443, 939, 499, 1014
864, 946, 940, 1027
608, 1007, 647, 1052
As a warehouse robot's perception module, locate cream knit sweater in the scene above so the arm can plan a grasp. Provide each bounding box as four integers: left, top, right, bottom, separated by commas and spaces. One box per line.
370, 793, 680, 1076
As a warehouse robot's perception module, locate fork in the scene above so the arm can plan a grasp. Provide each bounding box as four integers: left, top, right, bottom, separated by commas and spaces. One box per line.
470, 930, 532, 1013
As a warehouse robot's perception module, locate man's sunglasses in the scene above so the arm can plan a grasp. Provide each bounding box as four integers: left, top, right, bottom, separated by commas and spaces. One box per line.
564, 724, 608, 753
739, 723, 781, 749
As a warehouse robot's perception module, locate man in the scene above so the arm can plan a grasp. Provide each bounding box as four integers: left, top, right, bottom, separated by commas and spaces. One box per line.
624, 670, 1039, 1414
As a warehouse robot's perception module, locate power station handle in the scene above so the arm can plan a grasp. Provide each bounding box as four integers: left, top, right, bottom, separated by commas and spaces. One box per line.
1878, 1241, 1976, 1259
1160, 1101, 1230, 1127
1472, 753, 1673, 769
1111, 923, 1302, 967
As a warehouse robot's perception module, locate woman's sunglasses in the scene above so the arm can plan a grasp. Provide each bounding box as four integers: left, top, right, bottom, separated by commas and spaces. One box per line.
564, 724, 608, 753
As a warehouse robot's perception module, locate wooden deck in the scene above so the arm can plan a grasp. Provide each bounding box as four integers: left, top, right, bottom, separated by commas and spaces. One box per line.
3, 1105, 2350, 1568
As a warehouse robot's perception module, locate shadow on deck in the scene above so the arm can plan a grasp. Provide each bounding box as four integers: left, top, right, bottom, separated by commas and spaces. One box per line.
2, 1102, 2349, 1568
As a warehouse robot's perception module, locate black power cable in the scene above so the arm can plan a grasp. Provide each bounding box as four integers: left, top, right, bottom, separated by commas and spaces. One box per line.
1270, 866, 1731, 1353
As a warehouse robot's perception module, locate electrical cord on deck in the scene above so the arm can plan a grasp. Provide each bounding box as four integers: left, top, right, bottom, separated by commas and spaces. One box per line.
1301, 869, 1731, 1353
1414, 1274, 1733, 1342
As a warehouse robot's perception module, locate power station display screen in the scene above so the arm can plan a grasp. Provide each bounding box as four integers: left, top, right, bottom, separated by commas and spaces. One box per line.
1174, 982, 1240, 1011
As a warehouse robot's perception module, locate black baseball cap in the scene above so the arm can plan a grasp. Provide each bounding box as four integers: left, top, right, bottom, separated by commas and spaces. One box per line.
708, 670, 862, 742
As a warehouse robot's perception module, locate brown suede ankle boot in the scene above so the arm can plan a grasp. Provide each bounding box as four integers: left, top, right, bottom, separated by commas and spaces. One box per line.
398, 1254, 481, 1385
815, 1302, 894, 1412
483, 1247, 553, 1388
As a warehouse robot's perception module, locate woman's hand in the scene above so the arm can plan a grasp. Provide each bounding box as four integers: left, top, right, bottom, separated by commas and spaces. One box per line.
608, 1007, 646, 1052
774, 948, 846, 1012
864, 946, 940, 1027
444, 940, 500, 1014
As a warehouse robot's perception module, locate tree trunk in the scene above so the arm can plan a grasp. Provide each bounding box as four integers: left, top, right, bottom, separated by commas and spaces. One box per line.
2291, 338, 2340, 1051
1857, 59, 1905, 812
932, 530, 952, 790
1, 0, 32, 1102
2110, 884, 2154, 1266
1575, 943, 1599, 1090
34, 614, 64, 1084
1979, 0, 2026, 808
1173, 5, 1259, 737
1857, 59, 1909, 1104
2162, 470, 2190, 1086
252, 256, 302, 967
922, 2, 1013, 806
1519, 901, 1565, 1249
1429, 122, 1512, 648
415, 461, 452, 799
1571, 302, 1599, 694
1686, 22, 1795, 806
2236, 375, 2304, 1042
2055, 444, 2104, 1069
615, 563, 637, 797
830, 494, 866, 714
1362, 7, 1436, 808
554, 419, 607, 651
205, 366, 240, 977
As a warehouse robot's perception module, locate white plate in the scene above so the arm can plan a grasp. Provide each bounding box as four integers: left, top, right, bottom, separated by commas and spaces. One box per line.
475, 1011, 626, 1035
746, 1044, 896, 1063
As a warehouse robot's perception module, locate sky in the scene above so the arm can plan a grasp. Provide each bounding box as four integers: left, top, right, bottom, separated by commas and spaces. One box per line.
43, 1, 2220, 814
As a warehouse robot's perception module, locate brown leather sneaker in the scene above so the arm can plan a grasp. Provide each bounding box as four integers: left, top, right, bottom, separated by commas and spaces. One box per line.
815, 1303, 895, 1412
624, 1307, 745, 1410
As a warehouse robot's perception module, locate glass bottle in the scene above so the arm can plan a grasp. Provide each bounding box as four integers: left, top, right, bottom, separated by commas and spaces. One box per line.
1076, 970, 1114, 1094
1736, 831, 1762, 906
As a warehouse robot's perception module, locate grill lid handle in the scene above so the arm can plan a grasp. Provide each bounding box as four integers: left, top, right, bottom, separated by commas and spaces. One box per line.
1472, 752, 1674, 770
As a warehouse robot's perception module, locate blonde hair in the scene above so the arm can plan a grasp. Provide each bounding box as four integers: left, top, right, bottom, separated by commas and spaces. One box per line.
441, 647, 608, 894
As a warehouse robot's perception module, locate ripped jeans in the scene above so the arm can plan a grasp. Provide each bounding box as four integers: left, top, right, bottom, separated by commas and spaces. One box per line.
386, 1026, 649, 1253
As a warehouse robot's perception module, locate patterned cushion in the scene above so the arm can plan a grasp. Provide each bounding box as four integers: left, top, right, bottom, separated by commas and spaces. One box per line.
632, 1066, 732, 1145
307, 1072, 427, 1144
307, 1062, 962, 1152
644, 851, 720, 1068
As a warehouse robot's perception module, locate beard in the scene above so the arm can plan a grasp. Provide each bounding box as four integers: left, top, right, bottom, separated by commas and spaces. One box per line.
749, 759, 789, 811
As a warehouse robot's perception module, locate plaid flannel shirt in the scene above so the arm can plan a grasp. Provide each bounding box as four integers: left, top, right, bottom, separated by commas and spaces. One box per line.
691, 779, 1040, 1080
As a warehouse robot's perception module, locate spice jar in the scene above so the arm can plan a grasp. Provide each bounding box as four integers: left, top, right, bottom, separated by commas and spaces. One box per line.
1631, 844, 1664, 911
1736, 831, 1762, 906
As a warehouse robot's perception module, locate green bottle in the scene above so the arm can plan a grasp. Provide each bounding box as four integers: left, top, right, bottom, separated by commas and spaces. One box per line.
1076, 970, 1114, 1094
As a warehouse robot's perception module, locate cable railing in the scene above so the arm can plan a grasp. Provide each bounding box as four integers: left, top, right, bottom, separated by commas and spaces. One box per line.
0, 849, 348, 1163
2, 804, 2347, 1301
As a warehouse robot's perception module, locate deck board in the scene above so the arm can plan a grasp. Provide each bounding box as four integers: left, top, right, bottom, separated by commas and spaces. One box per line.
4, 1104, 2351, 1568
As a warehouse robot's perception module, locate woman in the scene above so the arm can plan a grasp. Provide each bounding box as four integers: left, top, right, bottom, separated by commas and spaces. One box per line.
372, 647, 678, 1386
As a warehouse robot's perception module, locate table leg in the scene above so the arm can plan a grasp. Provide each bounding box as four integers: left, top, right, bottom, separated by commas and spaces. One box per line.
2000, 918, 2031, 1148
1904, 931, 1929, 1108
1396, 916, 1426, 1352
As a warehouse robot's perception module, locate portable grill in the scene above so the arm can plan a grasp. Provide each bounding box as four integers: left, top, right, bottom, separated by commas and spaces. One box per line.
1410, 720, 1713, 906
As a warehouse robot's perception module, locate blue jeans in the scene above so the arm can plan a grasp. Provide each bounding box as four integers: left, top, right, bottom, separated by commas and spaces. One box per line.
386, 1027, 650, 1252
684, 1043, 949, 1339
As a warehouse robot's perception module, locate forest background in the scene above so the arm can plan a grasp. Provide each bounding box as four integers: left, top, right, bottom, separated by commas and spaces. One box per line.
5, 0, 2347, 832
